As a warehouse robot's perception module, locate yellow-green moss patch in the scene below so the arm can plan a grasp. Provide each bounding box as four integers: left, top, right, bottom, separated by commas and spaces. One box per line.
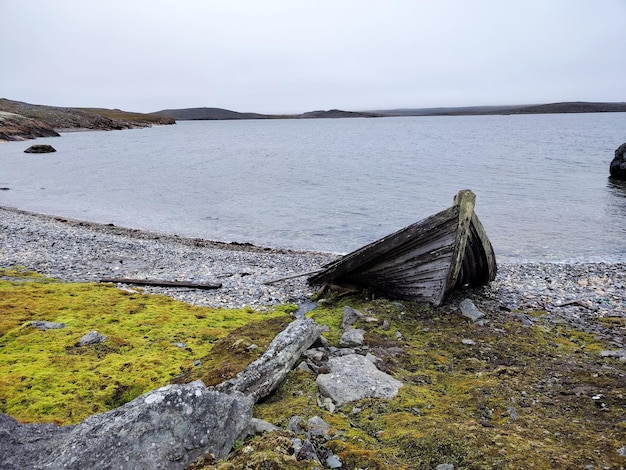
0, 267, 294, 425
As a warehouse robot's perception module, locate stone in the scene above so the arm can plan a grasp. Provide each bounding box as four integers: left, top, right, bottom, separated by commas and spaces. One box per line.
0, 413, 74, 470
461, 338, 476, 345
78, 330, 107, 346
609, 142, 626, 179
436, 465, 455, 470
287, 415, 305, 434
24, 144, 56, 153
599, 349, 626, 360
316, 354, 403, 406
339, 328, 365, 347
296, 439, 320, 463
307, 416, 332, 439
242, 418, 280, 437
326, 453, 343, 468
459, 299, 485, 322
342, 306, 364, 329
39, 381, 253, 469
26, 320, 66, 330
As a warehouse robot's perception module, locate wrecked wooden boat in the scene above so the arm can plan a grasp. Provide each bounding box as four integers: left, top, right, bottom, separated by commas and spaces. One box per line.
308, 189, 497, 306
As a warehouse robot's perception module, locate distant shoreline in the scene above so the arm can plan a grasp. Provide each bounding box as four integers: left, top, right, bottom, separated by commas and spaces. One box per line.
156, 101, 626, 121
3, 98, 626, 143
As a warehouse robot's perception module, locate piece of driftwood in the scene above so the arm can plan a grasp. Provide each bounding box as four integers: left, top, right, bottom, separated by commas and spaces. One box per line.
100, 278, 222, 290
555, 298, 594, 309
309, 190, 497, 306
215, 317, 324, 402
263, 269, 322, 285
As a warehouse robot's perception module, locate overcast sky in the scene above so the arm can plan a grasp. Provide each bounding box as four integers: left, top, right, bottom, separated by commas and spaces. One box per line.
1, 0, 624, 114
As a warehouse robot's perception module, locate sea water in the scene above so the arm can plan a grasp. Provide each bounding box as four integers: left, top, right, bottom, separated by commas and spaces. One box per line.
1, 113, 625, 262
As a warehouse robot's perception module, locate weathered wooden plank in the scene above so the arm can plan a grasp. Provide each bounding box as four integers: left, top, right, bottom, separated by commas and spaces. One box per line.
100, 278, 222, 290
310, 206, 458, 284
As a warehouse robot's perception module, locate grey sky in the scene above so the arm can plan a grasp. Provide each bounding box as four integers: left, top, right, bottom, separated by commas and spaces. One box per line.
1, 0, 624, 114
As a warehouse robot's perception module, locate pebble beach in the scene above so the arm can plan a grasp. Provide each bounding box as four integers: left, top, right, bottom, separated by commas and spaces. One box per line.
1, 205, 624, 349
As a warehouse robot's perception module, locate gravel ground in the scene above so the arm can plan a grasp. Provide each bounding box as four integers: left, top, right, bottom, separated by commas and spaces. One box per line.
1, 205, 624, 348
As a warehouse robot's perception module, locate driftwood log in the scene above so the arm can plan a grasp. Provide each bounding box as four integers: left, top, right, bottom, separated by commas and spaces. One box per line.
215, 317, 324, 402
100, 278, 222, 290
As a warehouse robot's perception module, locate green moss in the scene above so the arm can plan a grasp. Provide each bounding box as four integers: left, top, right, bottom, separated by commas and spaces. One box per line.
227, 294, 626, 469
0, 268, 292, 424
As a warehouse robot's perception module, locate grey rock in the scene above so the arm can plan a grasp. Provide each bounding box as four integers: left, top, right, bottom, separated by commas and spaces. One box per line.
618, 445, 626, 457
307, 416, 332, 439
316, 354, 403, 406
297, 439, 320, 463
436, 465, 454, 470
599, 349, 626, 360
78, 330, 107, 346
461, 338, 476, 345
365, 352, 380, 364
320, 397, 336, 414
242, 418, 280, 437
326, 453, 342, 468
297, 361, 314, 373
609, 142, 626, 179
291, 437, 303, 454
342, 306, 364, 329
0, 414, 73, 470
339, 328, 365, 347
24, 144, 56, 154
39, 381, 253, 469
303, 348, 325, 363
26, 321, 66, 330
287, 415, 305, 434
459, 299, 485, 322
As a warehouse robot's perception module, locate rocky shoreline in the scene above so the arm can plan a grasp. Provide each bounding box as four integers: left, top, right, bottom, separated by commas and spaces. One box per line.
0, 204, 624, 348
1, 205, 625, 468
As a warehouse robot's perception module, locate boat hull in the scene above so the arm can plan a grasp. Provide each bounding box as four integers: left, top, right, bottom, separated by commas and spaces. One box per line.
308, 190, 497, 306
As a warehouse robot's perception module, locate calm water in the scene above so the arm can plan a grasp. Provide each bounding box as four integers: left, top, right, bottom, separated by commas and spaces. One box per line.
1, 114, 625, 262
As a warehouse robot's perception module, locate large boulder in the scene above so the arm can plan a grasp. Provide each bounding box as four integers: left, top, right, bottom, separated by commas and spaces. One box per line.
316, 354, 403, 406
24, 144, 56, 153
0, 381, 254, 470
0, 414, 74, 470
609, 143, 626, 179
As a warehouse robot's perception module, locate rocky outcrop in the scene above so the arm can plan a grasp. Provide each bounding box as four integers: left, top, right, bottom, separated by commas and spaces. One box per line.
0, 111, 60, 141
609, 143, 626, 179
24, 144, 56, 153
0, 382, 253, 470
0, 99, 175, 142
0, 414, 74, 470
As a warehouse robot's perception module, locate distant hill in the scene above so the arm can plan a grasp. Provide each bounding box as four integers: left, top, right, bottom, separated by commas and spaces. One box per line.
373, 101, 626, 117
0, 98, 175, 141
495, 101, 626, 115
156, 107, 383, 120
156, 107, 271, 121
297, 109, 383, 119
